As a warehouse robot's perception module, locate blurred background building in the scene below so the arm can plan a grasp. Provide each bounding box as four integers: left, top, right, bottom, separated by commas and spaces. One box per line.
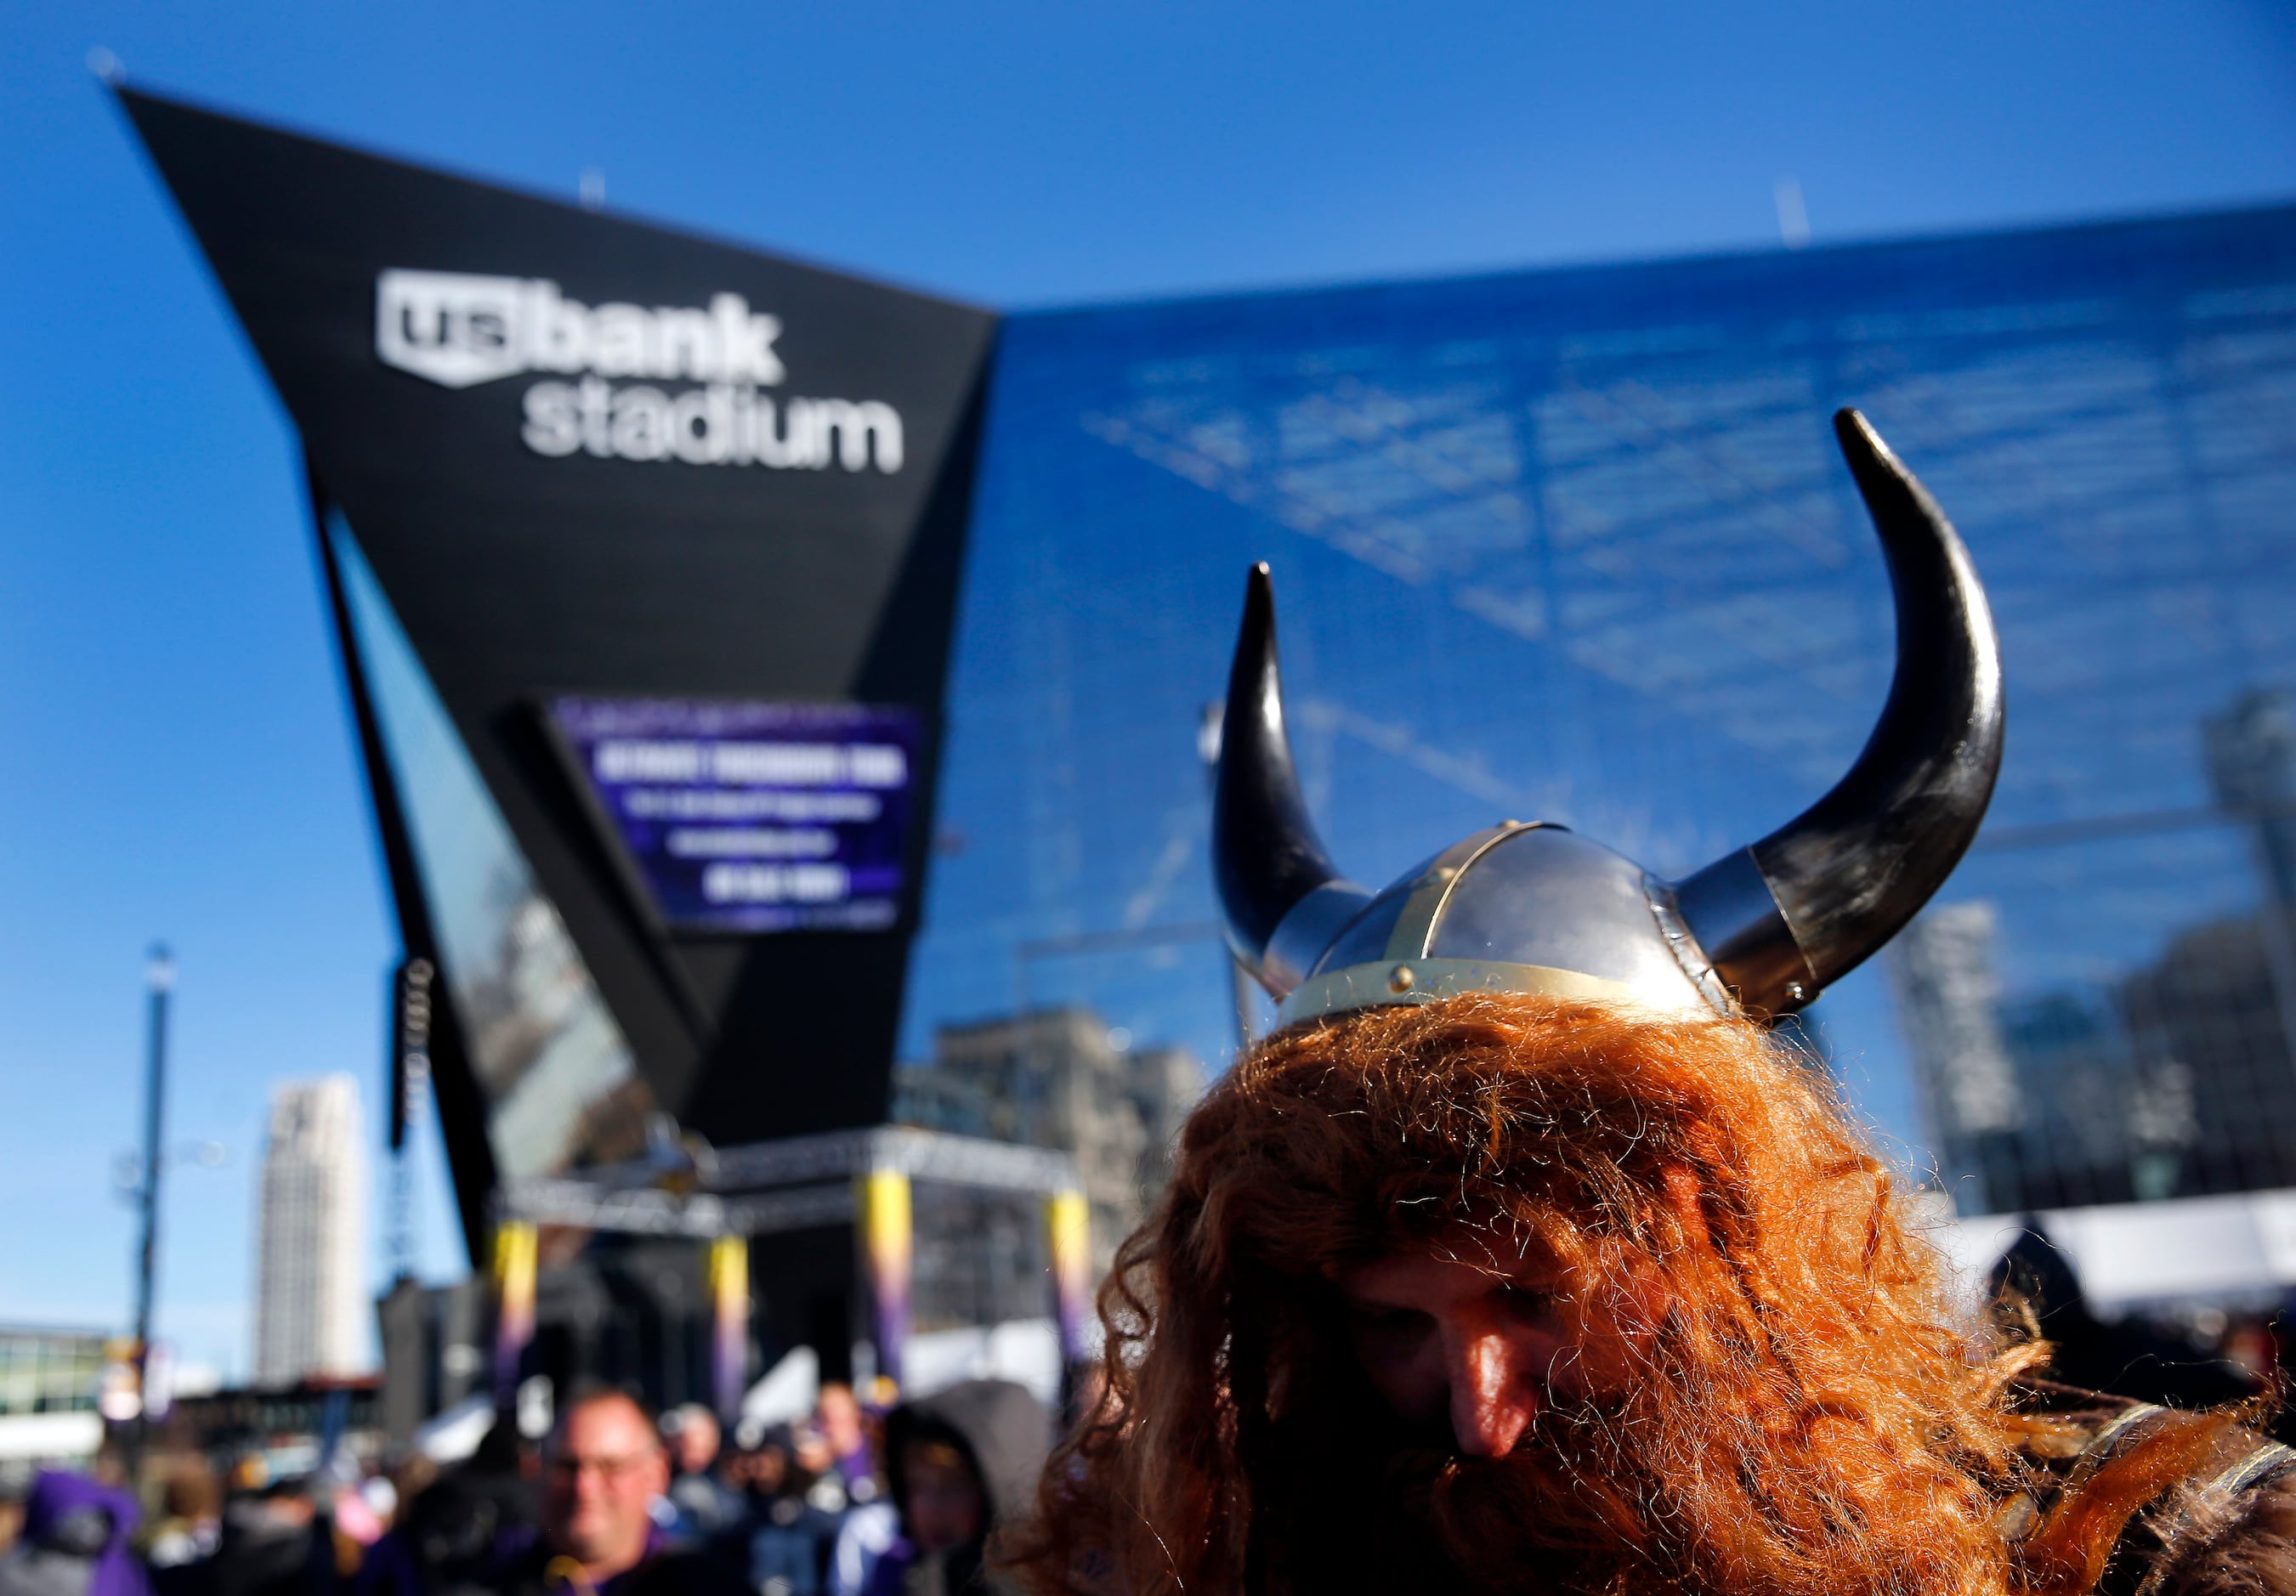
1893, 682, 2296, 1220
252, 1078, 366, 1387
896, 1009, 1201, 1295
0, 1327, 105, 1477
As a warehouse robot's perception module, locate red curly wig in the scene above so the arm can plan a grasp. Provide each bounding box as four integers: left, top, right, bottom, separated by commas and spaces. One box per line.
1005, 993, 2236, 1596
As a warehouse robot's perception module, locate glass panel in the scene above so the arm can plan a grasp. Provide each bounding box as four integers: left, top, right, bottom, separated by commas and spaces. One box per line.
908, 210, 2296, 1214
331, 516, 659, 1180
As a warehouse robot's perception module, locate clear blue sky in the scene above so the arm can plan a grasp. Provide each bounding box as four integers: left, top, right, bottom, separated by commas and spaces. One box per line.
3, 0, 2292, 1381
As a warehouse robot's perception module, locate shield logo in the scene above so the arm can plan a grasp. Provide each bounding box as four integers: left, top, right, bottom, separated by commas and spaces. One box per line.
376, 269, 527, 388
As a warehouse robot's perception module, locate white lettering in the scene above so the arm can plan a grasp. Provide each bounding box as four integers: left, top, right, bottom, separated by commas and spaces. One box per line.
714, 294, 785, 384
378, 268, 896, 472
590, 304, 651, 377
812, 399, 904, 473
750, 395, 812, 469
521, 382, 581, 457
848, 745, 908, 788
622, 790, 882, 822
700, 862, 850, 904
710, 742, 846, 786
524, 280, 591, 373
609, 386, 673, 461
520, 383, 897, 473
595, 740, 706, 782
378, 270, 789, 390
578, 376, 613, 457
664, 827, 838, 858
592, 741, 907, 790
376, 269, 525, 388
652, 308, 715, 381
670, 387, 735, 465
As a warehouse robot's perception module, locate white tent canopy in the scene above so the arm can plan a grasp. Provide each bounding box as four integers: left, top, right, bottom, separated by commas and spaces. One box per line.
1931, 1186, 2296, 1314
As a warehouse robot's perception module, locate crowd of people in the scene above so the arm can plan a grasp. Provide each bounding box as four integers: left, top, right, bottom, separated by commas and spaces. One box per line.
2, 1270, 2283, 1596
0, 1378, 1048, 1596
1, 1237, 2288, 1596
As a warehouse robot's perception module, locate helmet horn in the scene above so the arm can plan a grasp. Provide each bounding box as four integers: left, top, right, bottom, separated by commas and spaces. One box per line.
1213, 565, 1370, 998
1675, 409, 2004, 1016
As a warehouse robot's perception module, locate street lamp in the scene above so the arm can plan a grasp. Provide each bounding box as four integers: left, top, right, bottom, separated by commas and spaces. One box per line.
126, 943, 173, 1478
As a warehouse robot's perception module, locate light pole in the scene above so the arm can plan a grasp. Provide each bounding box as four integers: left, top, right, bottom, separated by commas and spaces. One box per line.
128, 943, 173, 1478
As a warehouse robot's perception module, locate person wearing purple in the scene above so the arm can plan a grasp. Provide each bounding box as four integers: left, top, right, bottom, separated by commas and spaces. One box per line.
0, 1472, 153, 1596
808, 1388, 873, 1498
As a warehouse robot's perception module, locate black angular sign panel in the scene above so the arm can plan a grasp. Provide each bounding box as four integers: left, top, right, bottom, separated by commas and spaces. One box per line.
120, 87, 997, 1233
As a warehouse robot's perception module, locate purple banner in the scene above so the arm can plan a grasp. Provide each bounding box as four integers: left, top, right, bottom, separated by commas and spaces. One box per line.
549, 697, 920, 933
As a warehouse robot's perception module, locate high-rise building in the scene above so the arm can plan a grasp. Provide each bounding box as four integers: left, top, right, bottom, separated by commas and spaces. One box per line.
1886, 679, 2296, 1215
2207, 689, 2296, 910
1886, 903, 2021, 1208
253, 1077, 368, 1387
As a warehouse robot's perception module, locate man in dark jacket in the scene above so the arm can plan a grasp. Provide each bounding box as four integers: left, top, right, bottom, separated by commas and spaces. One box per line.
1990, 1225, 2259, 1410
365, 1431, 536, 1596
657, 1410, 740, 1548
207, 1481, 330, 1596
862, 1383, 1048, 1596
713, 1428, 837, 1596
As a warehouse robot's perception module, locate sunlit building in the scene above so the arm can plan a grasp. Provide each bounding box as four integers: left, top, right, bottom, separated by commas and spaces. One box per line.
0, 1327, 105, 1473
896, 1009, 1204, 1293
254, 1077, 368, 1386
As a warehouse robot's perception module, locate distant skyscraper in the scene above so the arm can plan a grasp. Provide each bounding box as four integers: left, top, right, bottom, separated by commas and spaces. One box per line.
2106, 687, 2296, 1198
253, 1077, 368, 1386
1888, 687, 2296, 1215
1887, 901, 2022, 1210
2207, 688, 2296, 911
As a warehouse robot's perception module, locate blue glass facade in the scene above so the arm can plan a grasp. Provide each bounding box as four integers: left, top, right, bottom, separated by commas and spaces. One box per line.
907, 203, 2296, 1214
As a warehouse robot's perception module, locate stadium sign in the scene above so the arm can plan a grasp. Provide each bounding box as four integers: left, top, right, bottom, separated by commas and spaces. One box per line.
122, 82, 998, 1244
377, 269, 904, 469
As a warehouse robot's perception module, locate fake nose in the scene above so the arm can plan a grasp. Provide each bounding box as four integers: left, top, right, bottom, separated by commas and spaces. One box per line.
1446, 1324, 1539, 1458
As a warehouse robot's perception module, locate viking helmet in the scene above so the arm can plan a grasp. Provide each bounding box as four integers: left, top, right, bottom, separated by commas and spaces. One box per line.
1214, 409, 2002, 1026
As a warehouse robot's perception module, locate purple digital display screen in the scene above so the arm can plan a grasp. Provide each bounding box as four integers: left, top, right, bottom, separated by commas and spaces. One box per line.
549, 697, 920, 933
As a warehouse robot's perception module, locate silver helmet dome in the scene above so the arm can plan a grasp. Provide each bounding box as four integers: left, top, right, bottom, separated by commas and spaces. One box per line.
1213, 409, 2004, 1026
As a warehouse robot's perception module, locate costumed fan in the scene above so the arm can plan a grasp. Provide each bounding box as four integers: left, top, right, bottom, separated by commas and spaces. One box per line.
1006, 411, 2296, 1596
